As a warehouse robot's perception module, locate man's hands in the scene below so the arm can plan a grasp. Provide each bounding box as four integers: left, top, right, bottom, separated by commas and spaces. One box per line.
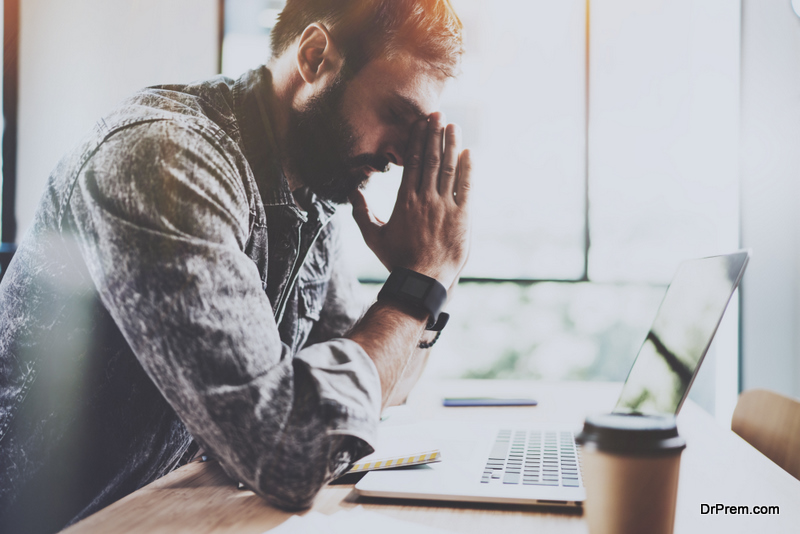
349, 113, 472, 288
347, 113, 471, 407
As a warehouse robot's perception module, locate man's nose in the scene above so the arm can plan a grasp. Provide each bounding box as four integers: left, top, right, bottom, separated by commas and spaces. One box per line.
383, 140, 406, 168
383, 147, 400, 168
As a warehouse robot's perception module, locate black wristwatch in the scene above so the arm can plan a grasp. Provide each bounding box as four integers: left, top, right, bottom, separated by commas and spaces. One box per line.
378, 268, 450, 331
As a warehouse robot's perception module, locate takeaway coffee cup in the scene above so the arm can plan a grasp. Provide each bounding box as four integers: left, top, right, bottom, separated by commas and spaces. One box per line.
576, 413, 686, 534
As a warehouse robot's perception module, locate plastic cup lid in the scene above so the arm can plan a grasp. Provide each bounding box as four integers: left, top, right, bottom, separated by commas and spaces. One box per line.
576, 413, 686, 455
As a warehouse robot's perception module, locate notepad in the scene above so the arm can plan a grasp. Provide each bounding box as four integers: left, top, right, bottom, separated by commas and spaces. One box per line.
346, 423, 442, 473
347, 447, 441, 473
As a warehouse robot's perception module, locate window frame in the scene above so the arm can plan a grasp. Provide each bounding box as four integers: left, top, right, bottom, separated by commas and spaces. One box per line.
1, 0, 19, 245
0, 0, 19, 279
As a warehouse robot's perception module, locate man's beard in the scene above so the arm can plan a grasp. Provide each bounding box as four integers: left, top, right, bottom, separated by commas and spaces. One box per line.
284, 77, 390, 204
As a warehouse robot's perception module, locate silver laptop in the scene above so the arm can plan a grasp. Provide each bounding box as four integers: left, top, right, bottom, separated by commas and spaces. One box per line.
355, 251, 750, 507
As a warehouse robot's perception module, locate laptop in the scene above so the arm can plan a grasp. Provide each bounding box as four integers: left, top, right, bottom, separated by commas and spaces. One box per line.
355, 250, 750, 507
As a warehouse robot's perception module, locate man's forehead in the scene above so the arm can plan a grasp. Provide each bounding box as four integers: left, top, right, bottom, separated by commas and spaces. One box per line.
354, 52, 446, 116
390, 92, 429, 120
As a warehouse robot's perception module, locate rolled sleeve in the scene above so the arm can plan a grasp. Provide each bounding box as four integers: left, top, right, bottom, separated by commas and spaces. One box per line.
64, 119, 381, 509
294, 338, 381, 442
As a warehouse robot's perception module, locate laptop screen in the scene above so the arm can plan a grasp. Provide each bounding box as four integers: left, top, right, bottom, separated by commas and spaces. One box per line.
613, 251, 749, 416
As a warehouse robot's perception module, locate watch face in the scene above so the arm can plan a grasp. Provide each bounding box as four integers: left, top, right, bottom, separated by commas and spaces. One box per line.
400, 276, 429, 299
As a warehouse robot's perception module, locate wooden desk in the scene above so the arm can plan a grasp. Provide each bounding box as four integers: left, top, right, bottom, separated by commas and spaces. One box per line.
62, 380, 800, 534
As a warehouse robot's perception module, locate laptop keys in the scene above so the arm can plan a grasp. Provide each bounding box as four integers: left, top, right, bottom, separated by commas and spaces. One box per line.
488, 441, 509, 460
481, 430, 582, 488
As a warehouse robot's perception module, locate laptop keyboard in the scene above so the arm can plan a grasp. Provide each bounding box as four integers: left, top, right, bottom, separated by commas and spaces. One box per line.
480, 430, 581, 487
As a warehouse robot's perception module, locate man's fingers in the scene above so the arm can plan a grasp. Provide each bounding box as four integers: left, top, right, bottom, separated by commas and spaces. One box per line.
454, 149, 472, 207
439, 124, 461, 198
420, 112, 445, 196
399, 119, 427, 198
349, 189, 381, 244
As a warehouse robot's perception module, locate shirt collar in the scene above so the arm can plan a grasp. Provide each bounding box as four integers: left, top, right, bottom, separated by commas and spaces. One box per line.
232, 66, 338, 226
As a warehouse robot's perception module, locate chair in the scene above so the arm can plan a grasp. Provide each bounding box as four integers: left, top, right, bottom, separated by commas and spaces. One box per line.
732, 389, 800, 481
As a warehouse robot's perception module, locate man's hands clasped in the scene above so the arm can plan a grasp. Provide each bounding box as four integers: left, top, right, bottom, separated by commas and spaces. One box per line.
350, 113, 472, 289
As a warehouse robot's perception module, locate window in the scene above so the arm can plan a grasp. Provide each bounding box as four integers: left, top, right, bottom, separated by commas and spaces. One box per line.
222, 0, 740, 416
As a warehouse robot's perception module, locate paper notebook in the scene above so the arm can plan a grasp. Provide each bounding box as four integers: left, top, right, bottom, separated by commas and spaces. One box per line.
347, 448, 441, 473
346, 422, 442, 473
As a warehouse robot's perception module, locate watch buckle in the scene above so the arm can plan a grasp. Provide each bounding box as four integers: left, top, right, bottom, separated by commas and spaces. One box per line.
426, 312, 450, 332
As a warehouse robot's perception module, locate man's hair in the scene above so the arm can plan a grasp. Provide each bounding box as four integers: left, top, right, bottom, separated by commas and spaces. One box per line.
271, 0, 464, 78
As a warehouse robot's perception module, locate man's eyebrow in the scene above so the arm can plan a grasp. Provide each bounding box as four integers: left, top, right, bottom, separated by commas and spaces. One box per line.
392, 93, 428, 120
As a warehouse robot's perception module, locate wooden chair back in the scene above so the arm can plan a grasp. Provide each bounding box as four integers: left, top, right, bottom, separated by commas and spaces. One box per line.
732, 388, 800, 481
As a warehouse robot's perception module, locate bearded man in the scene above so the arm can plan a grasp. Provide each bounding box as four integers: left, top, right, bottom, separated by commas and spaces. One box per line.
0, 0, 471, 532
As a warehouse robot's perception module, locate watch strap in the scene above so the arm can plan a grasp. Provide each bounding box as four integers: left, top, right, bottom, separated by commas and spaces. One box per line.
378, 268, 449, 331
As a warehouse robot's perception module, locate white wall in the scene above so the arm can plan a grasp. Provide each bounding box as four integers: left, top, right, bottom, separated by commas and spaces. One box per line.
15, 0, 219, 236
740, 0, 800, 398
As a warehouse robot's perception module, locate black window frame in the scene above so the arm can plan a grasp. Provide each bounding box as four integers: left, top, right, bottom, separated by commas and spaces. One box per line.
0, 0, 19, 279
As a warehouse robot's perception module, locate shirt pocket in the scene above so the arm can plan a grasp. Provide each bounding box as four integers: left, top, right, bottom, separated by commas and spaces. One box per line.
298, 279, 328, 322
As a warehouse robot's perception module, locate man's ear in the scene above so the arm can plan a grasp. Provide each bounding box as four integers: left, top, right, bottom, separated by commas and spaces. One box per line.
295, 23, 343, 85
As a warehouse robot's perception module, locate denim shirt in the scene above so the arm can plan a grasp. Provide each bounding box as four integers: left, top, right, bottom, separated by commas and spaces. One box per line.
0, 67, 381, 533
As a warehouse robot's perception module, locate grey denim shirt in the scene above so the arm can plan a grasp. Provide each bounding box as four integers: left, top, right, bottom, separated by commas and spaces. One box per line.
0, 67, 380, 532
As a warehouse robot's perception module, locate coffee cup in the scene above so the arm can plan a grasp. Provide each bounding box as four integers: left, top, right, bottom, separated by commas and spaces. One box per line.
576, 413, 686, 534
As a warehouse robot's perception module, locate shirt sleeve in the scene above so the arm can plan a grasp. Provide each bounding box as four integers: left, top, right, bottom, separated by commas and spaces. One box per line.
63, 119, 382, 510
